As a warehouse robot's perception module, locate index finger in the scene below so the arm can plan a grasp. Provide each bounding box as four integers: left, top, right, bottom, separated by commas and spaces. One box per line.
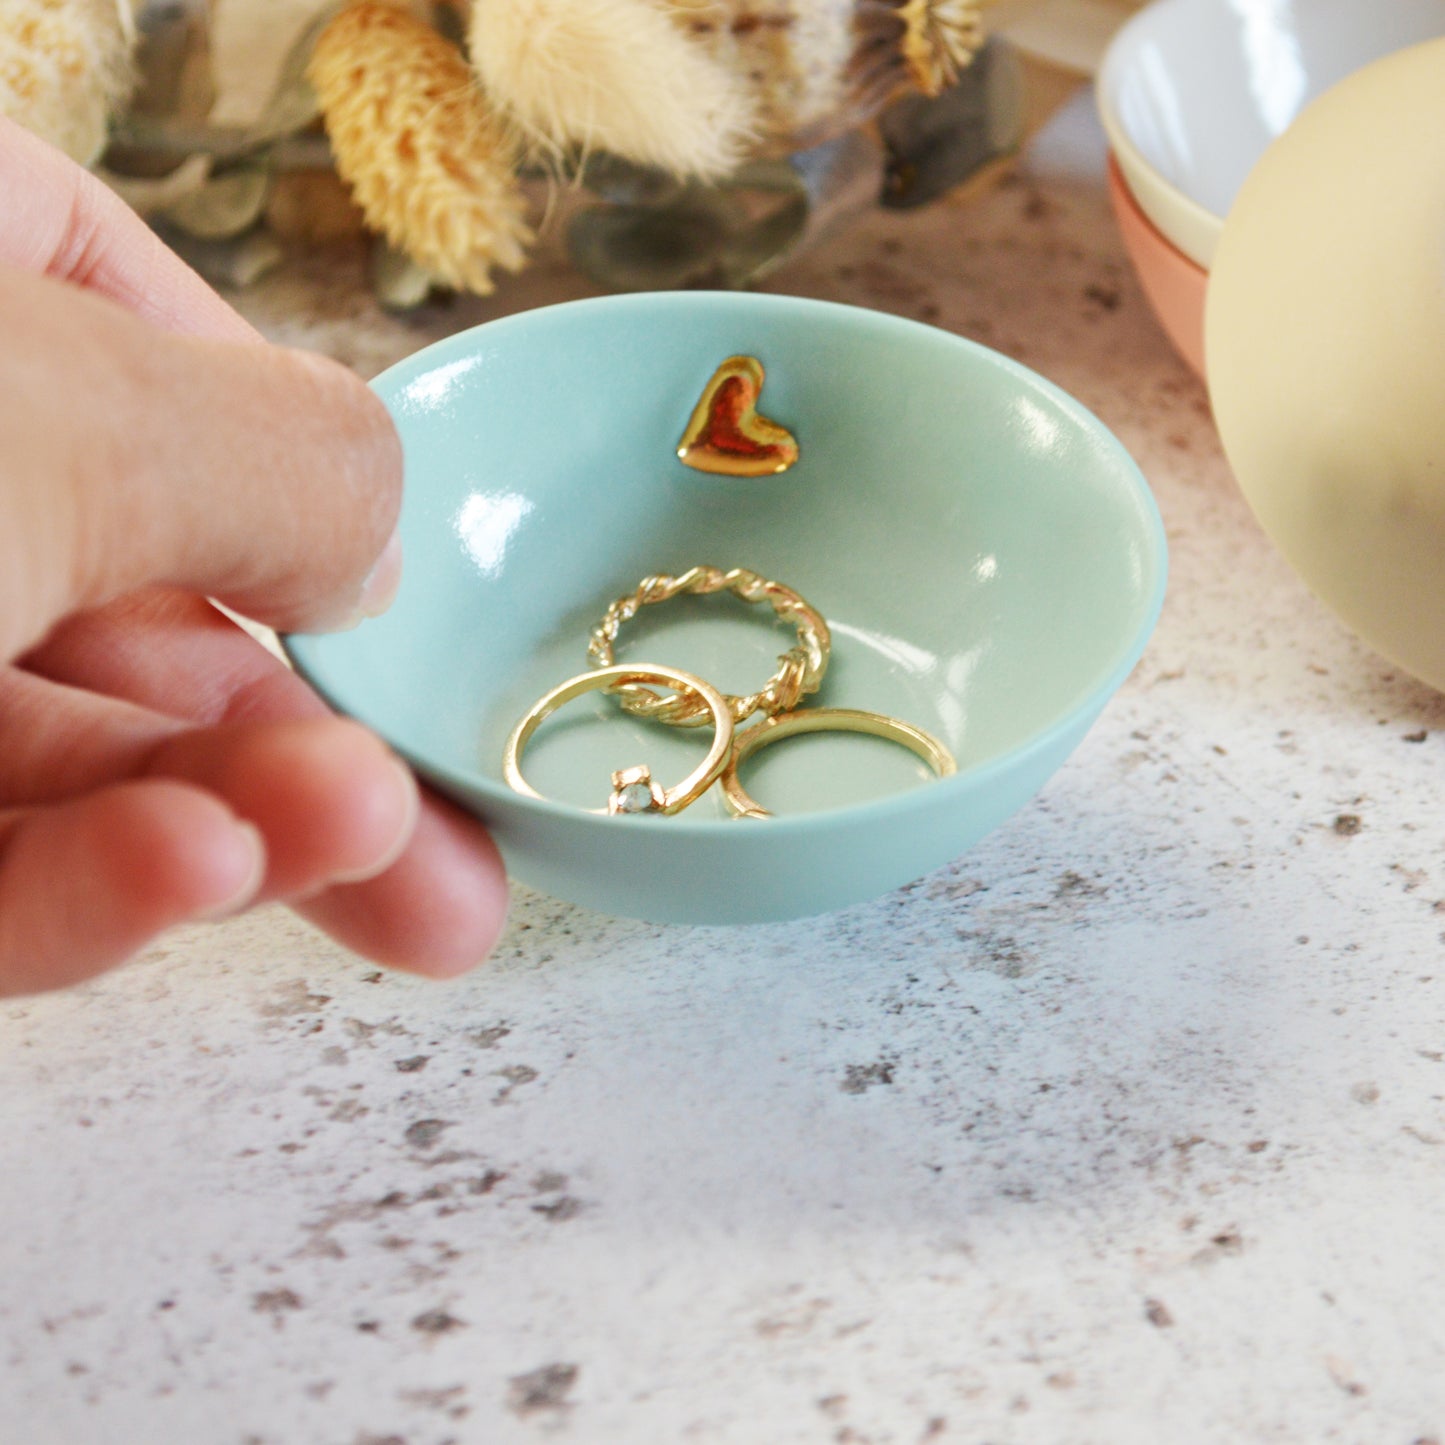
0, 113, 260, 343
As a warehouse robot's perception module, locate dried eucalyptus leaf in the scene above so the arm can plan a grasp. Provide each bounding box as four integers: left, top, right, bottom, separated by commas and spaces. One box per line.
574, 154, 684, 209
98, 152, 213, 214
164, 165, 271, 238
568, 182, 807, 292
162, 227, 285, 288
567, 131, 879, 291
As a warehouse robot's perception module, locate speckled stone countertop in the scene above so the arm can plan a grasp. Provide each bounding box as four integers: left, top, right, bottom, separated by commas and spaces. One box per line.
4, 95, 1443, 1445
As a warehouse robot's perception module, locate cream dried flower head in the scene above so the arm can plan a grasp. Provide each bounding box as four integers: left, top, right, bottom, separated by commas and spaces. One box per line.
474, 0, 987, 173
0, 0, 135, 164
469, 0, 756, 182
308, 1, 532, 294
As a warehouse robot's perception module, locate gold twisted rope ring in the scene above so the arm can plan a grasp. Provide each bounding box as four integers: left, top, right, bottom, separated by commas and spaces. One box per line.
720, 707, 957, 819
587, 565, 831, 727
503, 664, 735, 817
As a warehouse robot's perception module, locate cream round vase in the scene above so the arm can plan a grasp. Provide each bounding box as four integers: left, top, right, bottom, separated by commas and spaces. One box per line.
1205, 38, 1445, 693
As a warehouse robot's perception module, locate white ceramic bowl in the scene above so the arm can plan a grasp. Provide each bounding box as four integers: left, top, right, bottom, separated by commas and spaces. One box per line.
1097, 0, 1445, 269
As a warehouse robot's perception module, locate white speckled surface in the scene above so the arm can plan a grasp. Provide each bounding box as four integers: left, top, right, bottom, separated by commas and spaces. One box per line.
4, 95, 1444, 1444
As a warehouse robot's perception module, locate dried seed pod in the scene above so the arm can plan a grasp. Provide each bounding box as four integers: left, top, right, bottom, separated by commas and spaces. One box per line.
308, 1, 531, 294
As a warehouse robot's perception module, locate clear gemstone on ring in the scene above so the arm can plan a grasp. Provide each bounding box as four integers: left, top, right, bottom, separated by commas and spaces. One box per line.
609, 765, 663, 815
615, 781, 656, 813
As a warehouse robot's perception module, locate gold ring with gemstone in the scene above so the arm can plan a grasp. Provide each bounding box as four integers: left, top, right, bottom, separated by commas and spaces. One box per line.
720, 707, 956, 819
587, 565, 830, 727
503, 664, 735, 816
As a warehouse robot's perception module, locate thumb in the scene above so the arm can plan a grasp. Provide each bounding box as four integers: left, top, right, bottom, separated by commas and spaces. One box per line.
0, 264, 403, 657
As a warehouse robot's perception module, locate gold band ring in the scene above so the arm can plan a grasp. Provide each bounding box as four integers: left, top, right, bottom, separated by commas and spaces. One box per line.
504, 664, 735, 816
720, 708, 957, 819
587, 565, 830, 727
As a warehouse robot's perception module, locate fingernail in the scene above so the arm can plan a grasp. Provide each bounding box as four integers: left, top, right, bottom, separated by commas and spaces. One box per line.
310, 531, 403, 633
199, 821, 267, 921
359, 529, 403, 619
330, 756, 420, 886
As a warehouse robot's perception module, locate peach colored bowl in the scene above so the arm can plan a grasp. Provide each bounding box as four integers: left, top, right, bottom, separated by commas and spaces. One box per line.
1106, 154, 1206, 381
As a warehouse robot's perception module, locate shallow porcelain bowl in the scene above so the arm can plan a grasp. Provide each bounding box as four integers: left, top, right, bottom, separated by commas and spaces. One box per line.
1106, 155, 1206, 380
286, 293, 1166, 924
1097, 0, 1445, 269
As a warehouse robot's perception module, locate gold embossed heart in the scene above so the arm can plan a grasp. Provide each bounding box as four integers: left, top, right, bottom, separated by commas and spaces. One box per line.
676, 356, 799, 477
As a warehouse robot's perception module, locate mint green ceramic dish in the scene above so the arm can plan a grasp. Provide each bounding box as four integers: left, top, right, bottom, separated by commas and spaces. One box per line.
285, 293, 1166, 924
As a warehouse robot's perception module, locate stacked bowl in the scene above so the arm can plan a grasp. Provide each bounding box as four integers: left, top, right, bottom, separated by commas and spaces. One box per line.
1095, 0, 1445, 379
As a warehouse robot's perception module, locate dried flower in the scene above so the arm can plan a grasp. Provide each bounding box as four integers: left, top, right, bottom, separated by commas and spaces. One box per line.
897, 0, 985, 95
649, 0, 987, 158
0, 0, 134, 164
470, 0, 755, 181
308, 1, 531, 294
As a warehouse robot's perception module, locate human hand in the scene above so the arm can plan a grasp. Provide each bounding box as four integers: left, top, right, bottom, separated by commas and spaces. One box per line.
0, 116, 508, 995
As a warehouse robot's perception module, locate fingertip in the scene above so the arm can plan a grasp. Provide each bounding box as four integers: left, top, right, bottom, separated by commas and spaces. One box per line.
358, 529, 403, 622
297, 797, 510, 978
396, 803, 511, 978
307, 527, 403, 635
327, 753, 421, 885
148, 717, 422, 898
103, 781, 267, 926
0, 781, 269, 996
293, 348, 404, 517
408, 858, 510, 980
247, 353, 405, 634
195, 819, 268, 920
81, 333, 408, 638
